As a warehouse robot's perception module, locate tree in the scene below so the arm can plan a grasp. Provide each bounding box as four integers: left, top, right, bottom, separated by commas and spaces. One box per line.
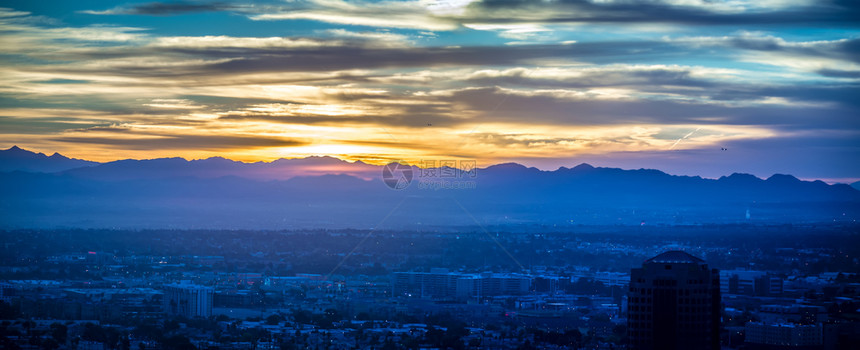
266, 314, 282, 325
132, 323, 163, 343
0, 301, 21, 319
121, 335, 130, 350
50, 323, 67, 345
162, 335, 195, 350
291, 309, 312, 324
517, 340, 536, 350
82, 323, 105, 343
42, 338, 59, 350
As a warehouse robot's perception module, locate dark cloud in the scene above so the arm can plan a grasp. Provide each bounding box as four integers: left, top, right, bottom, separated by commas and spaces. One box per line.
0, 116, 110, 134
201, 41, 680, 72
83, 0, 860, 27
54, 133, 307, 150
219, 111, 462, 128
725, 36, 860, 64
701, 83, 860, 112
464, 0, 860, 27
442, 86, 858, 131
463, 67, 717, 90
817, 69, 860, 78
214, 81, 859, 132
44, 40, 682, 79
106, 1, 236, 16
38, 32, 859, 84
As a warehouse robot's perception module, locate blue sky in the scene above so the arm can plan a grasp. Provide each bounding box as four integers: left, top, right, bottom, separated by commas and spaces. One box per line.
1, 0, 858, 182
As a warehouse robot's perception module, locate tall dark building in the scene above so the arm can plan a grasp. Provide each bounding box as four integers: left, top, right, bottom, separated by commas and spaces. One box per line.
627, 251, 720, 350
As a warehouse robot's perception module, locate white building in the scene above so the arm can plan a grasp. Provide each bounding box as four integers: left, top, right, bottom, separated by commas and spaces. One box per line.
163, 282, 213, 318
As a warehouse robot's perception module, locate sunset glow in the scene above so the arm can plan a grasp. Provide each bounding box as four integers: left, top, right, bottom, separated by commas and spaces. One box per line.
1, 1, 858, 180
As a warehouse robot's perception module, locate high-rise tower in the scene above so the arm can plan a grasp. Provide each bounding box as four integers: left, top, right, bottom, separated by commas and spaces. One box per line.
628, 251, 720, 350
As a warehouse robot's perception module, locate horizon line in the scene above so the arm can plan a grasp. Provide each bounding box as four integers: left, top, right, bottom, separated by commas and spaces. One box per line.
4, 145, 859, 186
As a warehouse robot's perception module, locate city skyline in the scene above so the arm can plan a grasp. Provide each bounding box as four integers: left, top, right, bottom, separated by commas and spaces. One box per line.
1, 1, 859, 183
2, 227, 857, 349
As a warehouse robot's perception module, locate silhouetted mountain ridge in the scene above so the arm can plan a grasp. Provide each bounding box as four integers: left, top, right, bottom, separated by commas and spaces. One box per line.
1, 146, 857, 228
60, 154, 382, 181
0, 146, 98, 173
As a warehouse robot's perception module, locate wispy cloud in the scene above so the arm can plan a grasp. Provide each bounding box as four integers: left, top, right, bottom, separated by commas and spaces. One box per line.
247, 0, 461, 31
80, 1, 238, 16
232, 0, 860, 30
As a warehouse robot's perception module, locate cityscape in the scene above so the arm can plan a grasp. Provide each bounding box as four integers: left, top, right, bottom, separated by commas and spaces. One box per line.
2, 0, 860, 349
1, 222, 858, 349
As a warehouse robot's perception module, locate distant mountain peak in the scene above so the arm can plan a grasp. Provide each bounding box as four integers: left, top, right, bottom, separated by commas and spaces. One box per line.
766, 173, 800, 182
5, 145, 35, 156
194, 156, 236, 164
572, 163, 595, 170
0, 146, 97, 173
721, 173, 760, 181
485, 162, 530, 171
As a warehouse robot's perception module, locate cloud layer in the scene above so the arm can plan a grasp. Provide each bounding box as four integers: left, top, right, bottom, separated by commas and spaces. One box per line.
1, 1, 859, 181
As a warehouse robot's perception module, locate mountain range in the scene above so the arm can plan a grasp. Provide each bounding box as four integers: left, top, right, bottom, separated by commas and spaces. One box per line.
1, 146, 858, 229
0, 145, 98, 173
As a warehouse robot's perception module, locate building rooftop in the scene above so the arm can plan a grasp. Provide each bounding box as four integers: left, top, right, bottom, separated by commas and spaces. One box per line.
645, 250, 705, 264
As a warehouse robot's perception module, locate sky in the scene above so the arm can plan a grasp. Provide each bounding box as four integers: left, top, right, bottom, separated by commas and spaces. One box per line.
0, 0, 858, 183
